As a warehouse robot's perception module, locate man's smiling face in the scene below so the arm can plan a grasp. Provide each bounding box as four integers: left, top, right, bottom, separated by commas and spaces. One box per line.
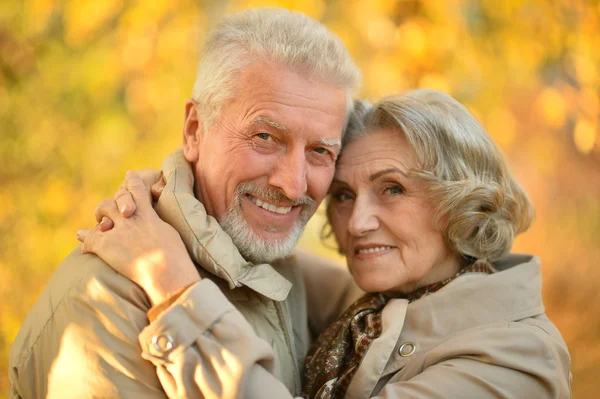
183, 62, 348, 263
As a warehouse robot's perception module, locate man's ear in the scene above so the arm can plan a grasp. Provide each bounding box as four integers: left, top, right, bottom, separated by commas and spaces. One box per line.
183, 100, 203, 162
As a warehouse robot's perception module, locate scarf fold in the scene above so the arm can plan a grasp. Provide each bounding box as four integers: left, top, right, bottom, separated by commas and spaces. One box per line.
302, 260, 495, 399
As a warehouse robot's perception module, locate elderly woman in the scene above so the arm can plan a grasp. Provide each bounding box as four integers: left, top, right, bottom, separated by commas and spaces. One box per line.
81, 90, 571, 398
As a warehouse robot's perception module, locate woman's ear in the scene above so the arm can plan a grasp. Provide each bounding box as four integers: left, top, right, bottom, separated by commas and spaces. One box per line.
183, 100, 202, 162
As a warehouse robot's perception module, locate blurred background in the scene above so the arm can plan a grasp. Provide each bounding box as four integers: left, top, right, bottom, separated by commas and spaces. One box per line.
1, 0, 598, 397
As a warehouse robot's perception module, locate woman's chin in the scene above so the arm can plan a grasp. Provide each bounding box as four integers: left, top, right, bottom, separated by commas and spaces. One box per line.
353, 274, 399, 294
349, 259, 403, 293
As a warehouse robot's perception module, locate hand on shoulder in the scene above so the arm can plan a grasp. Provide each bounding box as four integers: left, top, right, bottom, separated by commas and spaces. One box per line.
77, 170, 200, 306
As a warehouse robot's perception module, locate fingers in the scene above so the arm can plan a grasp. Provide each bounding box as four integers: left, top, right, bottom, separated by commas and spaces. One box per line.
98, 216, 114, 232
76, 228, 91, 243
138, 169, 162, 189
112, 169, 164, 216
114, 183, 136, 217
94, 199, 122, 225
78, 224, 102, 255
126, 171, 153, 214
77, 215, 113, 244
151, 172, 166, 201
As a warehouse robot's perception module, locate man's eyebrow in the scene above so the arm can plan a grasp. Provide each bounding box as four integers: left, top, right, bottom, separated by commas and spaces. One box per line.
369, 168, 407, 181
253, 117, 341, 149
254, 116, 289, 132
317, 138, 342, 147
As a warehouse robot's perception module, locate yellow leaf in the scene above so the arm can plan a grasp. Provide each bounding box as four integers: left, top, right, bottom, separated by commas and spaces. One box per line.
573, 119, 597, 154
64, 0, 124, 46
25, 0, 57, 34
486, 107, 518, 150
395, 21, 428, 61
37, 179, 70, 218
418, 73, 450, 93
365, 16, 396, 48
536, 88, 567, 129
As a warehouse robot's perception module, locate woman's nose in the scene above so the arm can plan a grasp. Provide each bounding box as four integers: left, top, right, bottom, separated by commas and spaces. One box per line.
347, 197, 379, 237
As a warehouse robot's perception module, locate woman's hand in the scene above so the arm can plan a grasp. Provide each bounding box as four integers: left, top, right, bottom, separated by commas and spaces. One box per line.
77, 171, 200, 306
94, 169, 166, 232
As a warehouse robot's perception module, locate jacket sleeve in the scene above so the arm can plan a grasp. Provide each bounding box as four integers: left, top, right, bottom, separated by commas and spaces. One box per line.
138, 279, 295, 399
293, 248, 364, 338
372, 323, 571, 399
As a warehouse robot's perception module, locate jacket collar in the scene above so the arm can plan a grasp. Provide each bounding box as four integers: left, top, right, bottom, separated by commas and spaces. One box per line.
407, 254, 545, 337
154, 149, 292, 301
382, 254, 545, 376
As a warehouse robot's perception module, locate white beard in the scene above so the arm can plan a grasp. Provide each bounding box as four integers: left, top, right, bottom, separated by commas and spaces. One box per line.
219, 182, 313, 264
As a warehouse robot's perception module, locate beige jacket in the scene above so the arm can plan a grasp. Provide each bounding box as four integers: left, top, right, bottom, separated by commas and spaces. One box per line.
147, 254, 572, 398
9, 150, 361, 398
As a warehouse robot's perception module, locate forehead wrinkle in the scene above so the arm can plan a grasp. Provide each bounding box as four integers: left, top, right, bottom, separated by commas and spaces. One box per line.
252, 90, 346, 122
369, 168, 408, 182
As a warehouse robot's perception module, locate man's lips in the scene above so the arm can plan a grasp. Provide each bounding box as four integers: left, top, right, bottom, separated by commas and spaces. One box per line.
247, 194, 295, 215
242, 195, 303, 229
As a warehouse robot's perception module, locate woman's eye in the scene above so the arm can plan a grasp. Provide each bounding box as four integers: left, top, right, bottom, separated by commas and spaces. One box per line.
384, 185, 405, 195
332, 191, 353, 202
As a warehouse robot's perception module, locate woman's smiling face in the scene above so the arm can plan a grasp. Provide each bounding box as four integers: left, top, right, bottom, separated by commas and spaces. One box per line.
329, 128, 460, 294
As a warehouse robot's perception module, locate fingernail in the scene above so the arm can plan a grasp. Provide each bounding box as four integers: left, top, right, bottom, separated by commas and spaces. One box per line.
76, 230, 82, 240
120, 205, 128, 214
157, 186, 164, 193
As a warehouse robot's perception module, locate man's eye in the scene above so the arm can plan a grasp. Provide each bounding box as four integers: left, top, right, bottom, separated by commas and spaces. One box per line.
313, 147, 330, 155
256, 133, 271, 141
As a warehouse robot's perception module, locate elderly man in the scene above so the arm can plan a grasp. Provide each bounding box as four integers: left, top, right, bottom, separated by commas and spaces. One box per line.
9, 8, 361, 398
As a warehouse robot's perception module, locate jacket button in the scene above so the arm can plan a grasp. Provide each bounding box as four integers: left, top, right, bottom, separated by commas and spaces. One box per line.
152, 334, 175, 354
399, 342, 416, 357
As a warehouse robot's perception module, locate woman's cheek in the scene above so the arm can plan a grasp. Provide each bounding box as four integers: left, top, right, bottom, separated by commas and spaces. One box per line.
330, 214, 349, 252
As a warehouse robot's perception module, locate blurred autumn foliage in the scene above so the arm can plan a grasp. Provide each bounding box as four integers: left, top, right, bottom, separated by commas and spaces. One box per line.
1, 0, 599, 397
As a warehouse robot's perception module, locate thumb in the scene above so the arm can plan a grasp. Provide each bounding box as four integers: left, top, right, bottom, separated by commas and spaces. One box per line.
126, 170, 152, 214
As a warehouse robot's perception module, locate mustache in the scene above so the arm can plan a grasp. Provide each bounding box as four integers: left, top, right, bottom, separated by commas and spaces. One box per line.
235, 182, 315, 207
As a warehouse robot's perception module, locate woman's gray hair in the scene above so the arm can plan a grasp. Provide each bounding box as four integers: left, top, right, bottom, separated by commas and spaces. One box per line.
192, 7, 361, 130
338, 89, 534, 262
341, 99, 373, 147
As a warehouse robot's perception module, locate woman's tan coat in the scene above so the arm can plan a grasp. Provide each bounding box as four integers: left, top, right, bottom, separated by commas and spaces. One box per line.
143, 253, 571, 398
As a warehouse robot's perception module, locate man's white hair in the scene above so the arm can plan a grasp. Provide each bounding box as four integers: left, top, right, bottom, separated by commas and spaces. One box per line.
191, 7, 361, 130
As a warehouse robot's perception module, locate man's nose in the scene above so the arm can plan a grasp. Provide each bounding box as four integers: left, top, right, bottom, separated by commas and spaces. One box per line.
268, 148, 308, 201
347, 196, 379, 237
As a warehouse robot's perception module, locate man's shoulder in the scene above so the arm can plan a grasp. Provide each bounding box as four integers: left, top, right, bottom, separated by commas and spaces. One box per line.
41, 245, 145, 302
34, 245, 151, 317
10, 246, 151, 369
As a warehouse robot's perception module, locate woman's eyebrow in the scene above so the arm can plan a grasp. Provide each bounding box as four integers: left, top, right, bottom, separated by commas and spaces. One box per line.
369, 168, 407, 181
331, 177, 349, 186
